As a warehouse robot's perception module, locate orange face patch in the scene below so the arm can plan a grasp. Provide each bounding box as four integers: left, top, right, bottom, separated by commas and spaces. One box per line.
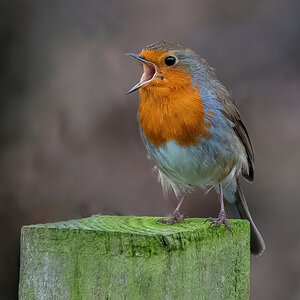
138, 50, 211, 146
138, 49, 189, 93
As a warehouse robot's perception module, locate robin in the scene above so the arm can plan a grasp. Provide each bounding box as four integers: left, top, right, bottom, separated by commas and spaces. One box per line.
126, 41, 265, 255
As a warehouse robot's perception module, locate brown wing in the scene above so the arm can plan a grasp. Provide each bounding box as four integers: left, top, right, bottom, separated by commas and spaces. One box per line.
220, 97, 254, 181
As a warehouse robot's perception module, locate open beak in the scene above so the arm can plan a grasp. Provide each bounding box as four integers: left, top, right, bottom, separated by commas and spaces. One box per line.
126, 53, 159, 94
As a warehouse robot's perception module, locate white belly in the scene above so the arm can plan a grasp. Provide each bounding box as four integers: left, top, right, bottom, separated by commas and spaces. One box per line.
142, 136, 247, 196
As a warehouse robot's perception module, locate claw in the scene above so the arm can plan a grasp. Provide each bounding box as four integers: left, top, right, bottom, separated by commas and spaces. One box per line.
206, 214, 232, 232
157, 212, 185, 225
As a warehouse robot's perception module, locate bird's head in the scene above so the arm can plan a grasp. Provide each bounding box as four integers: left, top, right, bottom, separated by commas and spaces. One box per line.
127, 41, 206, 96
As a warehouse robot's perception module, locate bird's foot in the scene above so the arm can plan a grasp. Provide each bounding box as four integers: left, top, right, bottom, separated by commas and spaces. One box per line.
157, 211, 185, 225
206, 211, 232, 232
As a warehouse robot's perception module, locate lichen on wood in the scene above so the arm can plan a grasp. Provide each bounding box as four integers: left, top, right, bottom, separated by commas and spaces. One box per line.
19, 215, 250, 299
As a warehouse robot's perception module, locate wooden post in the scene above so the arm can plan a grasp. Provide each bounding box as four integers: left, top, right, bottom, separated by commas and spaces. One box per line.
19, 216, 250, 299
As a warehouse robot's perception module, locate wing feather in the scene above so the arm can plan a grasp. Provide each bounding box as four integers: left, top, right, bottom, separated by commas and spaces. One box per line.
219, 96, 254, 181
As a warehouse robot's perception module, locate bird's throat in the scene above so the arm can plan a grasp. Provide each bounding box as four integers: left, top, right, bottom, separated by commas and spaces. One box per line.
139, 83, 211, 147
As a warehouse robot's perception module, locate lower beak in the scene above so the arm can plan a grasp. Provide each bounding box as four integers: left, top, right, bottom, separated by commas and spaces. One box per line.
126, 53, 159, 94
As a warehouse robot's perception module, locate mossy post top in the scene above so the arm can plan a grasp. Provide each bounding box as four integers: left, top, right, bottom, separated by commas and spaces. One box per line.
23, 215, 249, 234
21, 215, 250, 256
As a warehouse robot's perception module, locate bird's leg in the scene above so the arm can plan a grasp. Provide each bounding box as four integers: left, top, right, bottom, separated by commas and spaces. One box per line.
206, 184, 232, 232
157, 197, 185, 225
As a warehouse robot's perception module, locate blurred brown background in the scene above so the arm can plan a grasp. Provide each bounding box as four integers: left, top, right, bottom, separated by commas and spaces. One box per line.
1, 0, 300, 299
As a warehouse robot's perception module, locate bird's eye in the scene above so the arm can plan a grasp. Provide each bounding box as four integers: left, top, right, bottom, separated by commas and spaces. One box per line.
165, 56, 176, 66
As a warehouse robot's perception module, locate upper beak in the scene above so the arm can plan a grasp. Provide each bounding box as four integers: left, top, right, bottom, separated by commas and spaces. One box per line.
126, 53, 159, 94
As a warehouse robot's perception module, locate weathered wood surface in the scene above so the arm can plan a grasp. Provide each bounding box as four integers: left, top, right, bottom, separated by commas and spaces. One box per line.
19, 215, 250, 299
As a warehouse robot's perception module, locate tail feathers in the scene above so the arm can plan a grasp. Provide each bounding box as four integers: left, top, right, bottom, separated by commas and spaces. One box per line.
224, 179, 266, 256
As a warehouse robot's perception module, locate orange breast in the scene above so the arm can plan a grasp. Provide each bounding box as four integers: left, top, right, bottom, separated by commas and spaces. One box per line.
139, 72, 211, 147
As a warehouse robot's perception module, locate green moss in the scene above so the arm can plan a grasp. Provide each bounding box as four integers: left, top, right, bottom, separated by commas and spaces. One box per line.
19, 216, 250, 299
